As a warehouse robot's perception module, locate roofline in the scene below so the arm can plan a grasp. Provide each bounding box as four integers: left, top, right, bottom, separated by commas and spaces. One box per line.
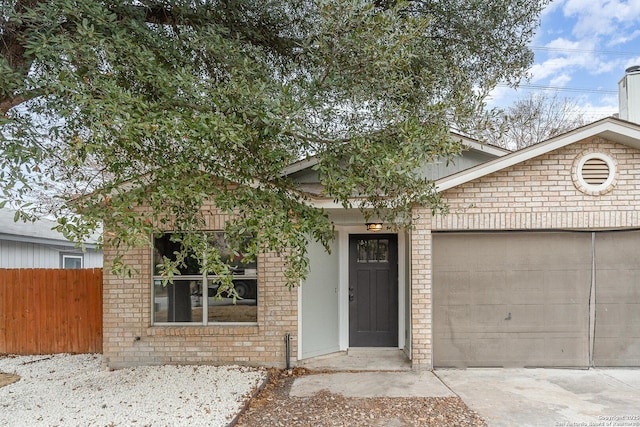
0, 232, 99, 249
436, 117, 640, 192
281, 132, 510, 177
281, 156, 319, 176
450, 132, 511, 157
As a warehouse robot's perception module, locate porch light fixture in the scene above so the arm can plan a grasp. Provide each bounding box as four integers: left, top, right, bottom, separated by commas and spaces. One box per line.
366, 223, 383, 232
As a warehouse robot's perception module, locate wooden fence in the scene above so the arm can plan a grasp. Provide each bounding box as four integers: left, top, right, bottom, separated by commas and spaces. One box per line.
0, 269, 103, 355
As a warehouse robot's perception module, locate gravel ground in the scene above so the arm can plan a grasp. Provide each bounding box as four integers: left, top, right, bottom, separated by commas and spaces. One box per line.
236, 368, 488, 427
0, 354, 266, 427
1, 355, 487, 427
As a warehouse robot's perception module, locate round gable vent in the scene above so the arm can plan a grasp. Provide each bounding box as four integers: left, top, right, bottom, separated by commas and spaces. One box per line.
574, 152, 616, 194
581, 157, 610, 185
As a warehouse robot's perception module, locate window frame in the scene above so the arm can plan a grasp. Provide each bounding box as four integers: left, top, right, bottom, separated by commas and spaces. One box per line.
151, 231, 258, 326
60, 253, 84, 269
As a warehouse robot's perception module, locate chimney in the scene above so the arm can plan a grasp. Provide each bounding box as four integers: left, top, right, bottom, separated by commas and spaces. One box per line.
619, 65, 640, 124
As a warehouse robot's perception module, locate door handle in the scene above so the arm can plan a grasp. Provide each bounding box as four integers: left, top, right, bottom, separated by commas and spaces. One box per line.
349, 287, 354, 302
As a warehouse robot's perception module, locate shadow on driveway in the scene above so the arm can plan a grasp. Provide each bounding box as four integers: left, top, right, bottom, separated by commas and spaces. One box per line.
436, 369, 640, 427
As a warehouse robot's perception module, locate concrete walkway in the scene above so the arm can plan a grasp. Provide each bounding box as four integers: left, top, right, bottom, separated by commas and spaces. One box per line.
290, 371, 454, 398
291, 367, 640, 426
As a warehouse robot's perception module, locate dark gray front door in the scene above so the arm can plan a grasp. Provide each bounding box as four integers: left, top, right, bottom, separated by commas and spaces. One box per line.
349, 234, 398, 347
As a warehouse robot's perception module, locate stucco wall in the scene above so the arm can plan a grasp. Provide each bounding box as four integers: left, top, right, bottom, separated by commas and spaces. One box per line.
102, 204, 297, 369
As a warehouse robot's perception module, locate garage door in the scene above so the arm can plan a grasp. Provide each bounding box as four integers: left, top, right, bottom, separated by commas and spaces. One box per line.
433, 232, 592, 368
593, 231, 640, 366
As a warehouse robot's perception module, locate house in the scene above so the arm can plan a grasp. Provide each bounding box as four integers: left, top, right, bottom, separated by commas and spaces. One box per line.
102, 67, 640, 370
0, 209, 102, 269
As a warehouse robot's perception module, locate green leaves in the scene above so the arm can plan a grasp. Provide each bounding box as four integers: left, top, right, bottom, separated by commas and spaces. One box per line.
0, 0, 547, 288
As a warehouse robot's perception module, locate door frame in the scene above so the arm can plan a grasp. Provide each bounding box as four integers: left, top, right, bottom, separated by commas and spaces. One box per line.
336, 226, 405, 351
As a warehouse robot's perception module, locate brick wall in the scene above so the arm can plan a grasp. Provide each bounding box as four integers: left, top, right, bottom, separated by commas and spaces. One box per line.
410, 137, 640, 369
435, 137, 640, 230
102, 204, 297, 369
410, 209, 433, 370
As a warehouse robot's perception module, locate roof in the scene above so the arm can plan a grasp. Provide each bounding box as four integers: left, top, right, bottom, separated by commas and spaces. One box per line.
281, 132, 510, 177
436, 117, 640, 192
0, 209, 99, 248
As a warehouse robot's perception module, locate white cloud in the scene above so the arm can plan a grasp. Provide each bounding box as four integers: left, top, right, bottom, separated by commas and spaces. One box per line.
541, 0, 565, 16
528, 51, 595, 82
624, 56, 640, 70
528, 30, 632, 84
577, 100, 619, 121
562, 0, 640, 40
485, 85, 517, 107
550, 73, 572, 87
493, 1, 638, 112
609, 29, 640, 45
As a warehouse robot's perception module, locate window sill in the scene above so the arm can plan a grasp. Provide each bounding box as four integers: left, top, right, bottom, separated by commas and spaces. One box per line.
147, 323, 259, 337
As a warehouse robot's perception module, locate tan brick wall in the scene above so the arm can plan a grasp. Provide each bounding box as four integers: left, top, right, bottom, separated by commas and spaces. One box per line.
435, 138, 640, 230
102, 204, 297, 369
410, 208, 433, 370
410, 137, 640, 369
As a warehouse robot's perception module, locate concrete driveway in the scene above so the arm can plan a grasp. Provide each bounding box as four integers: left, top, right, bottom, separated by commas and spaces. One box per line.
436, 368, 640, 427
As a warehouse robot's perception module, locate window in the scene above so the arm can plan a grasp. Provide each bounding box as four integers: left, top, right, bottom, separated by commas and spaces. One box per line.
61, 253, 83, 269
356, 239, 389, 263
152, 232, 257, 324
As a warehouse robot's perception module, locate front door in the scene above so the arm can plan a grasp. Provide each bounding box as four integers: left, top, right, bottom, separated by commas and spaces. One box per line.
349, 234, 398, 347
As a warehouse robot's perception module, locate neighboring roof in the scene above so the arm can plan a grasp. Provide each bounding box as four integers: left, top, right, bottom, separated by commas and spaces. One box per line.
0, 209, 99, 248
281, 132, 510, 177
436, 117, 640, 192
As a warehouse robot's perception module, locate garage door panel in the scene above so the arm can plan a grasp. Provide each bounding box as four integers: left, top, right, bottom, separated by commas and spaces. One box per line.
470, 336, 510, 367
543, 336, 589, 366
506, 270, 544, 304
594, 230, 640, 367
436, 271, 471, 305
434, 232, 591, 368
434, 334, 509, 368
595, 304, 640, 333
544, 270, 591, 300
432, 336, 466, 367
593, 338, 640, 366
502, 234, 589, 269
473, 271, 507, 304
434, 305, 470, 332
594, 232, 640, 265
595, 270, 640, 302
543, 304, 589, 332
434, 332, 586, 368
468, 305, 516, 332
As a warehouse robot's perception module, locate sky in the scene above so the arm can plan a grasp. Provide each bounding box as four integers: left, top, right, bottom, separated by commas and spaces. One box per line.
487, 0, 640, 121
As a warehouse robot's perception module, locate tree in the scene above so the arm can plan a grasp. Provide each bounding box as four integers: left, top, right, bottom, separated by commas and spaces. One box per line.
485, 92, 587, 150
0, 0, 549, 288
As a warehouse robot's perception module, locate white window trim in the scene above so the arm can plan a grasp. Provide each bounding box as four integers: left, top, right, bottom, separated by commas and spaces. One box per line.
61, 253, 84, 269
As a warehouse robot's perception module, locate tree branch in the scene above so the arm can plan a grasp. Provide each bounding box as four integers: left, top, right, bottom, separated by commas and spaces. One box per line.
0, 95, 29, 117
